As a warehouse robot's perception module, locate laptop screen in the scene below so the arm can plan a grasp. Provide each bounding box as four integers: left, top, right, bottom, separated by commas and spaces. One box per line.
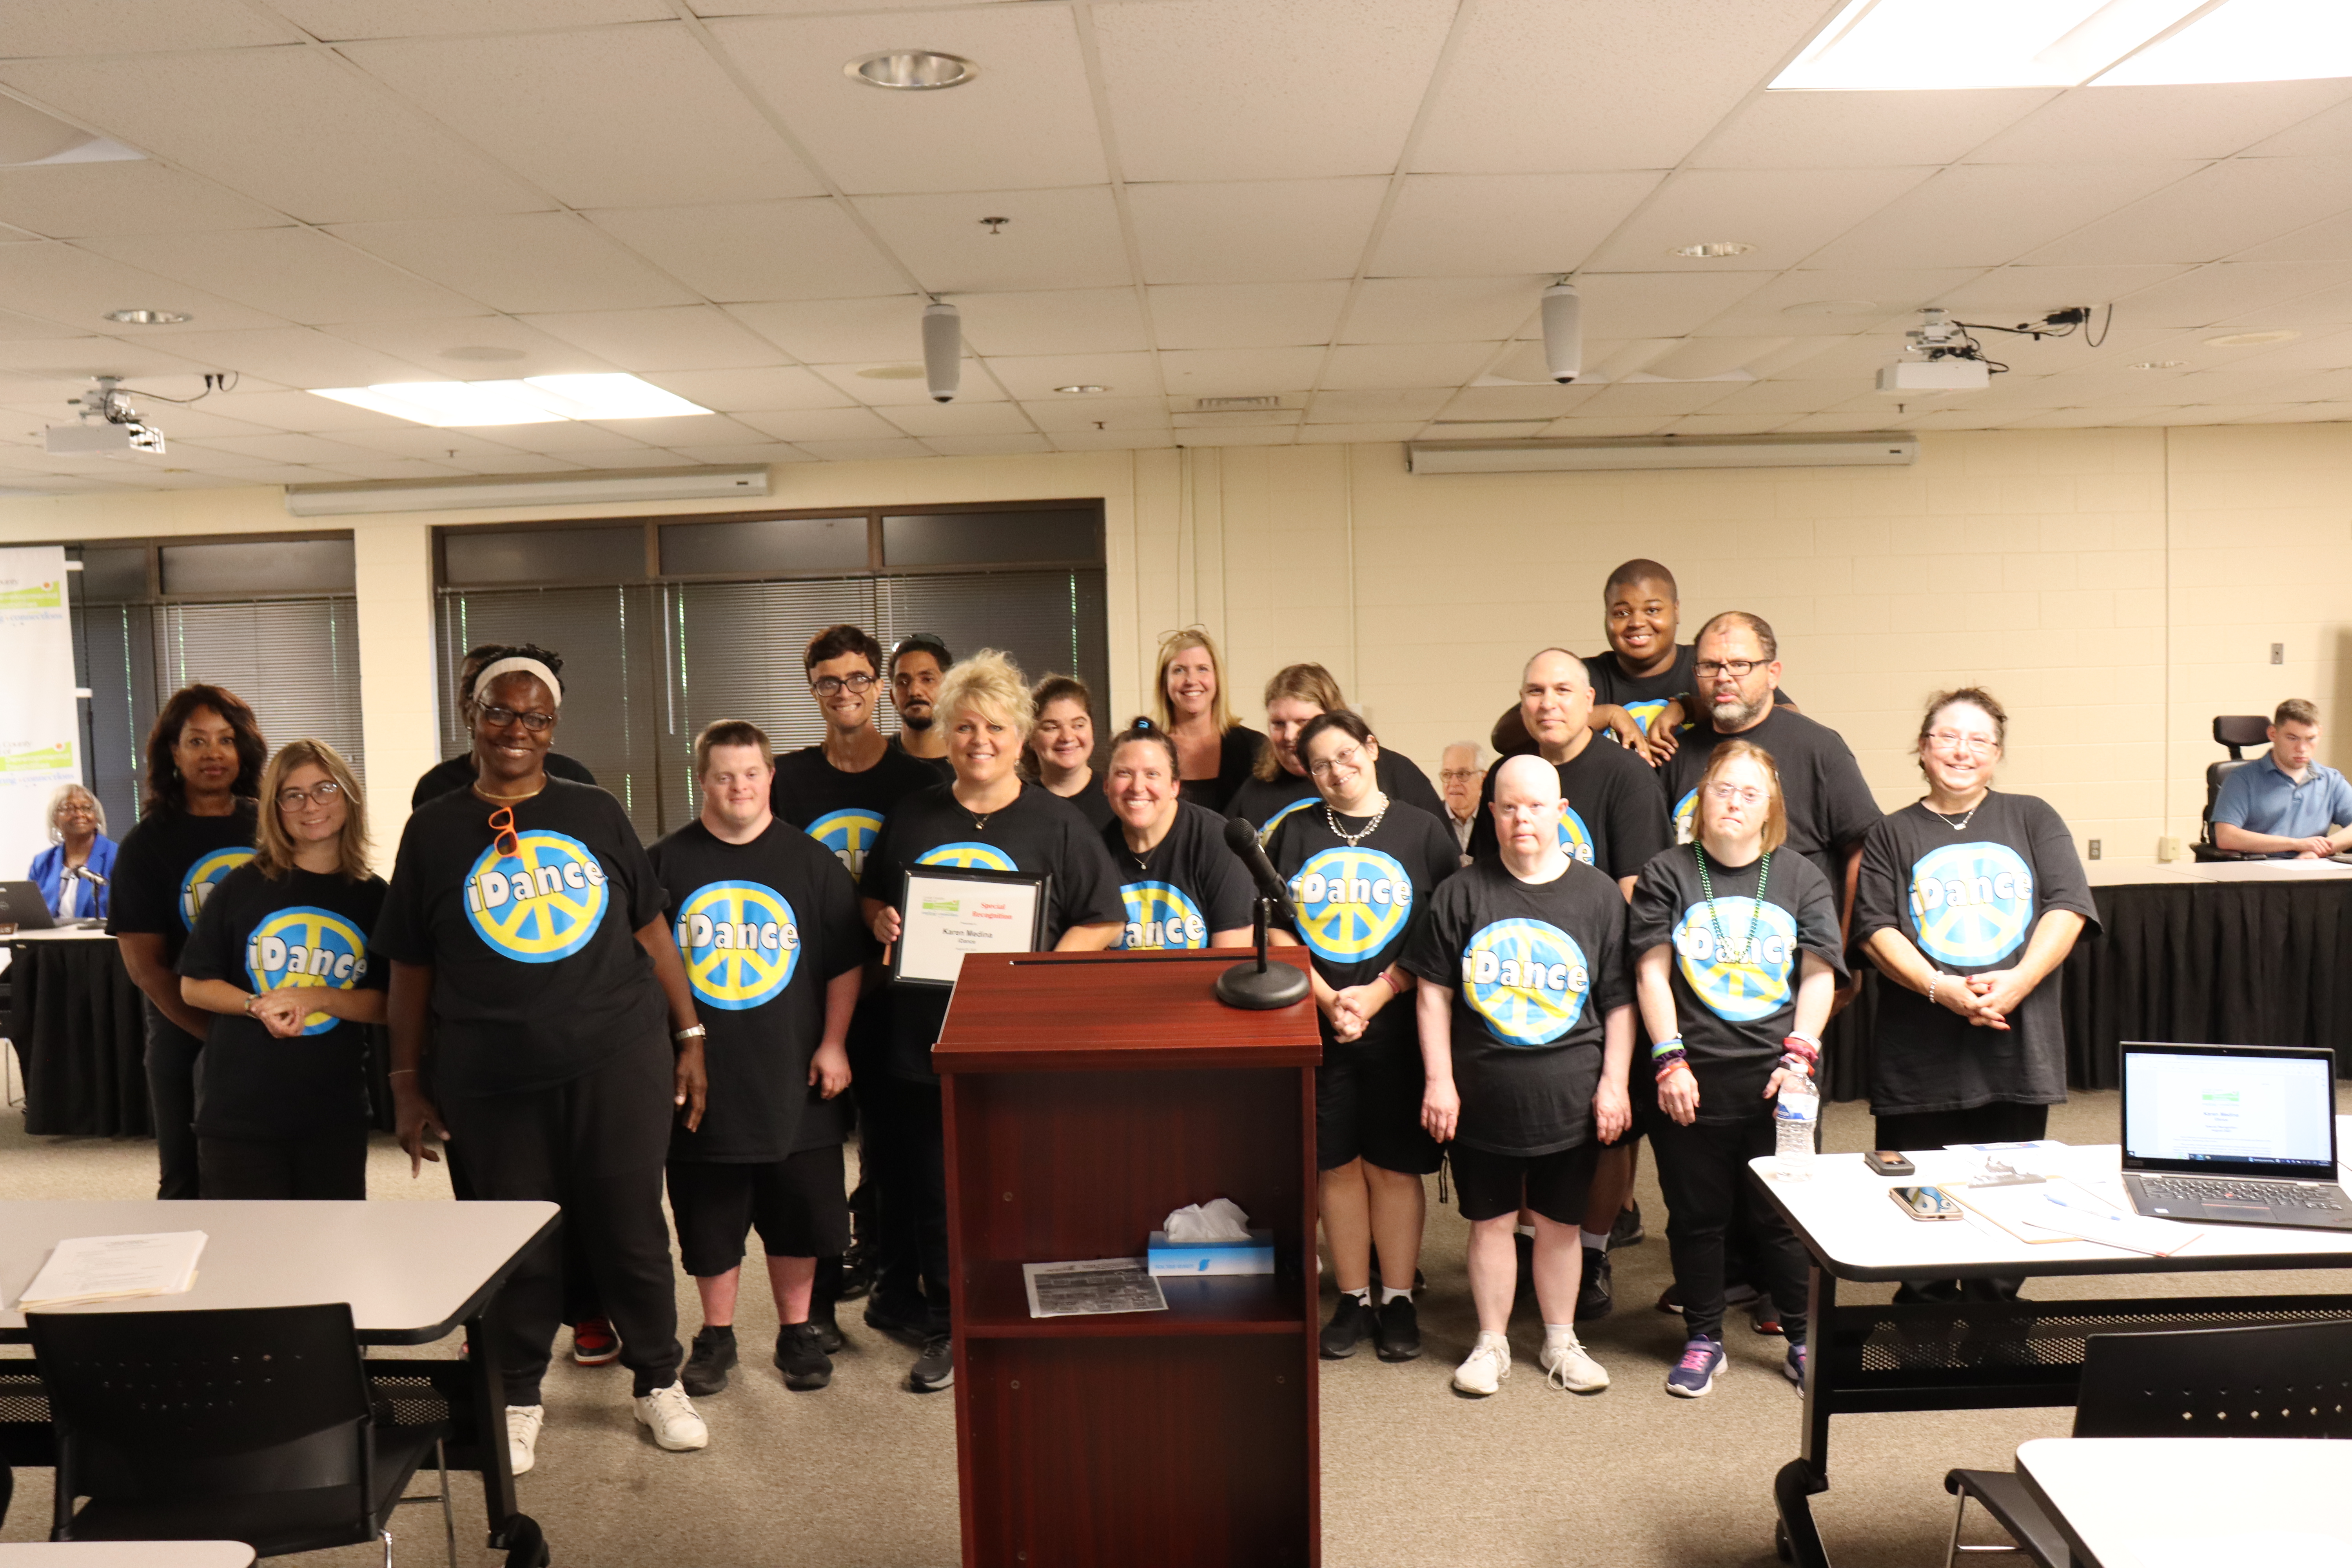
2122, 1045, 2338, 1175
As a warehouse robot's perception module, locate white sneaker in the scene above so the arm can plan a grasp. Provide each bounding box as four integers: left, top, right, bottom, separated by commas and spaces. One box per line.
1452, 1332, 1511, 1396
505, 1405, 543, 1475
633, 1381, 710, 1451
1541, 1331, 1609, 1392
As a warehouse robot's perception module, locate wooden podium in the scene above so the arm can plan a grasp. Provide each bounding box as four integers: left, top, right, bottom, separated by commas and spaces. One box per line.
934, 947, 1323, 1568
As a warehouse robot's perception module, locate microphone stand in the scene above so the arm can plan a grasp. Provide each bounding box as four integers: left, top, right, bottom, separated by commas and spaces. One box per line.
1214, 893, 1310, 1009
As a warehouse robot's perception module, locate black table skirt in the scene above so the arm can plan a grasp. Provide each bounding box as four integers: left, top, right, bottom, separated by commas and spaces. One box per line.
1822, 877, 2352, 1103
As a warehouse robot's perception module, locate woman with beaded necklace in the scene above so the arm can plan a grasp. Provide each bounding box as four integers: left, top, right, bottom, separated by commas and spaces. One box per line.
1630, 740, 1844, 1399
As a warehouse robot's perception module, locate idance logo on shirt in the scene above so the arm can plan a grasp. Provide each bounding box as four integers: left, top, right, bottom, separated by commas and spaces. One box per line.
1461, 917, 1590, 1046
1670, 789, 1699, 846
1558, 805, 1596, 865
1673, 899, 1798, 1024
1908, 842, 2035, 966
918, 841, 1018, 873
1622, 697, 1672, 736
180, 848, 254, 930
1257, 795, 1315, 843
809, 808, 883, 876
464, 830, 609, 964
675, 879, 800, 1010
1290, 846, 1412, 963
1118, 880, 1209, 950
244, 906, 367, 1037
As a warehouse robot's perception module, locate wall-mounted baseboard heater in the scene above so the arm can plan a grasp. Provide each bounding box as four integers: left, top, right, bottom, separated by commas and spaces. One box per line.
1407, 433, 1917, 475
285, 465, 770, 517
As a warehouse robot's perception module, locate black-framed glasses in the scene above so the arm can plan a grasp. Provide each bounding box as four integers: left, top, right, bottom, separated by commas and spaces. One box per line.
487, 805, 519, 859
813, 673, 877, 696
478, 704, 554, 733
276, 780, 345, 811
1694, 659, 1764, 679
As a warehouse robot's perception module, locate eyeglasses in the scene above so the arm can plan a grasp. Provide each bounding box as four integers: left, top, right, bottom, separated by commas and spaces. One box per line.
1705, 783, 1766, 806
1926, 730, 2000, 756
478, 704, 554, 733
812, 673, 877, 696
1438, 769, 1481, 783
1307, 744, 1367, 780
276, 780, 345, 811
1694, 659, 1764, 679
56, 799, 96, 817
487, 805, 519, 859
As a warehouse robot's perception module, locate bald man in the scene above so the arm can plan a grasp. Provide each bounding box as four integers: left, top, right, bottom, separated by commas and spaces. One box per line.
1403, 755, 1634, 1399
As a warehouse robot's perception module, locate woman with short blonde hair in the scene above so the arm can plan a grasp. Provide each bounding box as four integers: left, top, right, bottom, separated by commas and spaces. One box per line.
1152, 628, 1263, 812
1223, 662, 1450, 838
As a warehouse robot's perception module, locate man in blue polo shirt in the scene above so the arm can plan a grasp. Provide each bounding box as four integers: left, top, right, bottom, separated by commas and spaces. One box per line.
2212, 699, 2352, 859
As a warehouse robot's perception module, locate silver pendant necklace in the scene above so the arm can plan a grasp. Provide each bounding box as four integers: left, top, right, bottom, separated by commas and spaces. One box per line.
1324, 795, 1388, 847
1924, 793, 1986, 832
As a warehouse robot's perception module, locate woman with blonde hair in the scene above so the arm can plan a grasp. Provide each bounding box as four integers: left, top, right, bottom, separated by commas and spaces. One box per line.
177, 739, 386, 1200
1224, 662, 1449, 838
1153, 628, 1264, 812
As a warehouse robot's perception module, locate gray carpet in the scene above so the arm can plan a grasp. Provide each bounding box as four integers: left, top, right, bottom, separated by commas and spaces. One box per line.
4, 1074, 2347, 1566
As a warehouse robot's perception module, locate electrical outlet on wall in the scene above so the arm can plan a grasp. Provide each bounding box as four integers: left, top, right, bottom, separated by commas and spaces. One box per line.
2272, 642, 2284, 665
2158, 836, 2181, 862
2088, 838, 2102, 860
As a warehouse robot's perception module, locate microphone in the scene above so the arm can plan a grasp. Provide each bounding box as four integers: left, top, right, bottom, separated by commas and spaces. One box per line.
68, 867, 106, 886
1214, 818, 1310, 1011
1223, 816, 1293, 915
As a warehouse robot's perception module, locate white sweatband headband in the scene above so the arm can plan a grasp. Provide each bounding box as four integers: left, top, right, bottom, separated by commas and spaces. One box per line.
475, 656, 562, 707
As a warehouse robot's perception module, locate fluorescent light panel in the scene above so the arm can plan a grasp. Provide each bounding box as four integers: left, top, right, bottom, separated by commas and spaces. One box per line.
308, 373, 709, 428
1771, 0, 2352, 90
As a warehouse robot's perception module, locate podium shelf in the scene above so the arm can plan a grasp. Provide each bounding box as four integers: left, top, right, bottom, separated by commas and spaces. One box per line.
962, 1261, 1307, 1339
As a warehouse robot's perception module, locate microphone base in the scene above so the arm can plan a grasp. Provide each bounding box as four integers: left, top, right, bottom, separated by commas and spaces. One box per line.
1214, 959, 1310, 1011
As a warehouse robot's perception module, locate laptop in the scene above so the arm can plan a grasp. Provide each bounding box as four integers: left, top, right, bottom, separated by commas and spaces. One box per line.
2119, 1042, 2352, 1231
0, 879, 65, 931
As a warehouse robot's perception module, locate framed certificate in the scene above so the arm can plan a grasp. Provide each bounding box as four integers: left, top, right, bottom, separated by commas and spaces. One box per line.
891, 865, 1051, 987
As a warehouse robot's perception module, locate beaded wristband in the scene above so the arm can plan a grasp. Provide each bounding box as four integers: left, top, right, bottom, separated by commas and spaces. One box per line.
1649, 1036, 1684, 1060
1653, 1053, 1691, 1082
1779, 1033, 1821, 1074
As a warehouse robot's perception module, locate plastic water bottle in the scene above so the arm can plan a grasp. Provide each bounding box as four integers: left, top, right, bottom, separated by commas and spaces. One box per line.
1773, 1073, 1820, 1181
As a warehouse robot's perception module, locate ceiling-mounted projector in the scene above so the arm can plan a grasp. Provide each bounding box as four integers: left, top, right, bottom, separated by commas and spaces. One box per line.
45, 376, 165, 456
1877, 359, 1989, 395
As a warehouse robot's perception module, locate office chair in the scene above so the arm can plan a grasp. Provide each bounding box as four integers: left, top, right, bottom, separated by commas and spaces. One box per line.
2190, 715, 2271, 862
28, 1302, 458, 1568
1941, 1318, 2352, 1567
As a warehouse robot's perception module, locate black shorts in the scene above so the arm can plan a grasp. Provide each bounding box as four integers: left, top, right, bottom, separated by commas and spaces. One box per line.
1449, 1140, 1599, 1225
1316, 1038, 1442, 1175
667, 1148, 851, 1276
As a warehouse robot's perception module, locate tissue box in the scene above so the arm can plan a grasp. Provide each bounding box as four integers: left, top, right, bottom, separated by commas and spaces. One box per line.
1146, 1228, 1275, 1276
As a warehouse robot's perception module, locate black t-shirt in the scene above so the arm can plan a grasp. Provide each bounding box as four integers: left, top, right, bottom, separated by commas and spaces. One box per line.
648, 818, 866, 1162
1226, 751, 1450, 843
178, 863, 388, 1140
1264, 799, 1459, 1055
769, 740, 944, 880
1047, 777, 1120, 835
1464, 737, 1672, 878
1585, 645, 1795, 739
107, 800, 261, 967
1628, 844, 1846, 1122
1178, 725, 1268, 814
857, 780, 1125, 1081
1852, 793, 2100, 1117
888, 732, 956, 784
410, 751, 595, 809
1657, 706, 1881, 898
1104, 800, 1256, 950
1400, 857, 1630, 1156
373, 779, 669, 1097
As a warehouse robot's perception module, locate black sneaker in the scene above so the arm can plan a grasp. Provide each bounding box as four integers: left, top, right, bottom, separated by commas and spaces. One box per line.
1374, 1295, 1421, 1361
909, 1332, 954, 1392
1575, 1248, 1613, 1322
775, 1322, 833, 1392
1610, 1201, 1646, 1248
838, 1245, 876, 1303
1319, 1294, 1373, 1359
810, 1305, 845, 1356
681, 1326, 737, 1396
863, 1297, 928, 1347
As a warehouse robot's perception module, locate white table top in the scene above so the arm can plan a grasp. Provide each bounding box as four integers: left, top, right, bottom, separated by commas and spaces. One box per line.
0, 1546, 254, 1567
3, 924, 115, 943
2016, 1438, 2352, 1568
2085, 858, 2352, 887
1750, 1133, 2352, 1281
0, 1200, 557, 1344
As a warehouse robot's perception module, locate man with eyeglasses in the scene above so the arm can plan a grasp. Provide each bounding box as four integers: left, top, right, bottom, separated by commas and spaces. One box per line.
1438, 740, 1485, 859
886, 632, 956, 782
411, 642, 598, 809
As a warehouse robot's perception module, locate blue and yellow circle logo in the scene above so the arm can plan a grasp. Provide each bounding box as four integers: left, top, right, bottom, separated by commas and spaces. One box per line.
918, 840, 1016, 873
243, 906, 367, 1036
1673, 899, 1799, 1023
1461, 918, 1590, 1045
1558, 805, 1595, 864
1289, 846, 1412, 964
1909, 842, 2034, 967
463, 830, 609, 964
675, 879, 799, 1011
180, 848, 254, 930
1257, 795, 1315, 844
1671, 788, 1698, 846
1119, 880, 1209, 950
808, 808, 883, 876
1623, 697, 1671, 737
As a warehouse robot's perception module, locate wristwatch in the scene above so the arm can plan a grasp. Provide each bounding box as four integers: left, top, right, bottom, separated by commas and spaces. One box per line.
673, 1025, 707, 1044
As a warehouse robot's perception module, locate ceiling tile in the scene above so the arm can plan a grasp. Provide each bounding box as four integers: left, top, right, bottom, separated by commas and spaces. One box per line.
1412, 0, 1829, 174
1566, 381, 1740, 417
327, 212, 700, 313
1145, 282, 1345, 352
483, 421, 657, 453
1662, 413, 1798, 436
1586, 166, 1939, 274
639, 366, 853, 411
879, 400, 1036, 437
323, 316, 617, 377
738, 406, 918, 442
854, 187, 1129, 292
920, 434, 1053, 457
123, 326, 436, 387
711, 7, 1106, 194
1170, 426, 1304, 446
2245, 94, 2352, 158
806, 362, 1005, 405
1693, 89, 2054, 170
1343, 276, 1547, 345
580, 413, 767, 445
522, 306, 791, 370
668, 442, 812, 464
1094, 0, 1457, 182
587, 199, 906, 302
1320, 341, 1494, 389
0, 50, 550, 223
1535, 415, 1673, 437
1439, 385, 1598, 419
1295, 422, 1423, 443
2232, 210, 2352, 265
0, 0, 302, 54
266, 0, 674, 38
1561, 272, 1775, 340
1932, 264, 2189, 317
1306, 387, 1452, 423
2107, 262, 2352, 330
566, 447, 705, 466
0, 334, 236, 386
958, 289, 1150, 356
1370, 173, 1661, 277
2030, 158, 2352, 267
203, 388, 424, 432
728, 296, 925, 365
1691, 268, 1981, 335
1157, 347, 1324, 398
345, 24, 821, 209
795, 436, 935, 461
2212, 281, 2352, 328
322, 428, 544, 461
78, 228, 482, 325
0, 241, 292, 334
195, 432, 405, 464
1699, 379, 1854, 415
1047, 427, 1176, 452
1807, 163, 2200, 271
0, 162, 286, 239
1019, 394, 1166, 432
1128, 179, 1387, 285
980, 350, 1160, 401
1965, 82, 2352, 166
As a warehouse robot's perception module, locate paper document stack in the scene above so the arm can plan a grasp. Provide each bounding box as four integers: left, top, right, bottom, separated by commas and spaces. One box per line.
16, 1231, 208, 1309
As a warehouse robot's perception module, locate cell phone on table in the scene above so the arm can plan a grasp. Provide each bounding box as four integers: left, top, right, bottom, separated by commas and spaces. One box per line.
1863, 1150, 1916, 1177
1891, 1185, 1963, 1221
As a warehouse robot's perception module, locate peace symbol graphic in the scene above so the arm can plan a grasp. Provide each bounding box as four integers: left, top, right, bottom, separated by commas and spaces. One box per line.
676, 879, 799, 1010
1289, 846, 1410, 964
1119, 880, 1208, 949
1463, 917, 1589, 1046
917, 840, 1017, 872
245, 905, 367, 1036
1674, 898, 1798, 1024
1908, 841, 2034, 967
465, 829, 608, 964
180, 847, 254, 929
809, 808, 884, 875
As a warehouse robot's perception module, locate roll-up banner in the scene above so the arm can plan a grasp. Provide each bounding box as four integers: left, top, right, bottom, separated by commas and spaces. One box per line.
0, 546, 81, 887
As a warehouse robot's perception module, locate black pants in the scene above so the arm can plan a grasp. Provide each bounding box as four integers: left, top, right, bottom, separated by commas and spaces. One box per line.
198, 1127, 367, 1199
1651, 1108, 1810, 1347
142, 1005, 204, 1201
1876, 1102, 2051, 1303
439, 1038, 683, 1403
870, 1077, 951, 1335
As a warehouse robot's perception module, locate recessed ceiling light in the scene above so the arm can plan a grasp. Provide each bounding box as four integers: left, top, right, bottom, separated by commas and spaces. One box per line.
2205, 330, 2299, 347
103, 309, 190, 325
856, 364, 928, 381
1670, 242, 1755, 259
1782, 299, 1879, 317
307, 374, 710, 428
2129, 359, 2187, 370
1053, 385, 1109, 394
844, 51, 977, 90
441, 345, 526, 362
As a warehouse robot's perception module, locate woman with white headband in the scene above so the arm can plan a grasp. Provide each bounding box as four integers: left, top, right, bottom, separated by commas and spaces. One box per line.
375, 642, 716, 1475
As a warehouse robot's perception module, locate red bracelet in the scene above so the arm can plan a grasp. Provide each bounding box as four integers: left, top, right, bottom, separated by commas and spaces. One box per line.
1381, 969, 1406, 998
